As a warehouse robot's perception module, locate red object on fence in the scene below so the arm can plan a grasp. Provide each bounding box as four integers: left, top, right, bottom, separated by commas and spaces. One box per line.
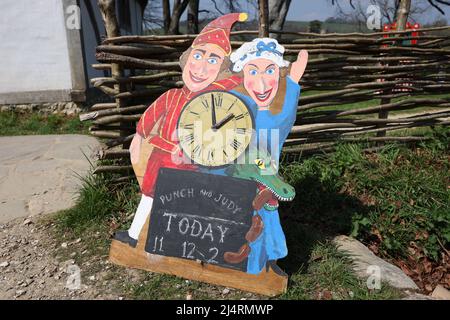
380, 22, 421, 93
382, 21, 421, 46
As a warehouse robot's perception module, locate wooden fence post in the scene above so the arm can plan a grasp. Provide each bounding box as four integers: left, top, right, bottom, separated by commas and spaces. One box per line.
98, 0, 129, 149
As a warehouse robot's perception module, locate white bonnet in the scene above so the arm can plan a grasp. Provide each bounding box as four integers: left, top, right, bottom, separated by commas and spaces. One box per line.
230, 38, 290, 72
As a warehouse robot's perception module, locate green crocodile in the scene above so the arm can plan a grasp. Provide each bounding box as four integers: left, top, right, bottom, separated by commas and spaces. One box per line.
225, 146, 295, 208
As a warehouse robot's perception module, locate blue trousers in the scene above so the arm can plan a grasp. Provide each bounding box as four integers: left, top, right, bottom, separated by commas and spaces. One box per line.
246, 208, 288, 274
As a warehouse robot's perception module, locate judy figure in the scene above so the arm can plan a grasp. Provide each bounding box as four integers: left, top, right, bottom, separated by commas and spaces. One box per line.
228, 38, 308, 275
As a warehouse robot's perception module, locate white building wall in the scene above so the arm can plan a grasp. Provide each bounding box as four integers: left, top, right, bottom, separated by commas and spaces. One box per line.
0, 0, 73, 101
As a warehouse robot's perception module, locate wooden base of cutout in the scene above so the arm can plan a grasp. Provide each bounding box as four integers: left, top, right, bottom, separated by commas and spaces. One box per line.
109, 217, 288, 297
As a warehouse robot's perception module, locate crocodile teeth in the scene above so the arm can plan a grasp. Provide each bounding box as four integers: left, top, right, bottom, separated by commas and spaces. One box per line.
253, 177, 294, 201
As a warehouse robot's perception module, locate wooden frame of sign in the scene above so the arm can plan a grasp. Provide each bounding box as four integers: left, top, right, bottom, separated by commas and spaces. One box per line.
109, 216, 287, 296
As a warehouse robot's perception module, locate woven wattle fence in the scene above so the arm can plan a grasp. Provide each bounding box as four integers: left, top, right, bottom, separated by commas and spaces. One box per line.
80, 25, 450, 175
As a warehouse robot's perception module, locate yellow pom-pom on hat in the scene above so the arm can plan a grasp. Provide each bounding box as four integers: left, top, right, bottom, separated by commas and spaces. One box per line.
239, 12, 248, 22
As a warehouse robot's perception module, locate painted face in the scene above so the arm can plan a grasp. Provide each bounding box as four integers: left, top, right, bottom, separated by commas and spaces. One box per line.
243, 59, 279, 108
182, 44, 225, 92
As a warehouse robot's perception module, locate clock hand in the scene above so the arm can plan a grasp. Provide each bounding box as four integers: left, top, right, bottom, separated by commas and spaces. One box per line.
212, 113, 235, 130
211, 94, 217, 128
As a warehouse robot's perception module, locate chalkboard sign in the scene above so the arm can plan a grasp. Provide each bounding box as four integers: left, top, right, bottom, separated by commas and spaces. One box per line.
145, 168, 257, 272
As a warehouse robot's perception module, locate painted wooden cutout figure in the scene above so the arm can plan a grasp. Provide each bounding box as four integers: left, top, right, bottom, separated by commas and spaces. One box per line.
109, 13, 309, 296
225, 39, 309, 275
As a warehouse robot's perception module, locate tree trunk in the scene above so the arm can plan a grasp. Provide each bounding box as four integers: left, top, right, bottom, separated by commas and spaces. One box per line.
269, 0, 291, 39
168, 0, 190, 35
396, 0, 411, 31
187, 0, 199, 34
377, 0, 411, 138
162, 0, 171, 34
258, 0, 269, 37
98, 0, 120, 37
98, 0, 128, 147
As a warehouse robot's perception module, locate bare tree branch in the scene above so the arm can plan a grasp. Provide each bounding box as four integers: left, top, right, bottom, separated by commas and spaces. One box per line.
428, 0, 446, 14
211, 0, 227, 15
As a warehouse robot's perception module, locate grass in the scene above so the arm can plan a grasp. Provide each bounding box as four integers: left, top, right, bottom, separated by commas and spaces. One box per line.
52, 128, 450, 299
0, 112, 90, 136
280, 125, 449, 264
280, 242, 400, 300
56, 172, 140, 236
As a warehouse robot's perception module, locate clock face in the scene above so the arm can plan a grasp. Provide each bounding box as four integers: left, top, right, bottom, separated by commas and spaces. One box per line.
177, 91, 254, 167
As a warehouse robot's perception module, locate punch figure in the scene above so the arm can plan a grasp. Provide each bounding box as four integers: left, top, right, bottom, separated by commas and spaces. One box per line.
114, 13, 248, 247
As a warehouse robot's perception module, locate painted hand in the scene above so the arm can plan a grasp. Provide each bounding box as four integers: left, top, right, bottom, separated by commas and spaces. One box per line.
252, 188, 273, 210
289, 49, 308, 83
130, 134, 143, 165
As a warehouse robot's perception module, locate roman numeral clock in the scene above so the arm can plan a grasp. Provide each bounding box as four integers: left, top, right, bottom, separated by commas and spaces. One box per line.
177, 91, 254, 167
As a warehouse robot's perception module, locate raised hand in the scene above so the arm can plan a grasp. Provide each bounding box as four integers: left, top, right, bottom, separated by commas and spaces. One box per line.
290, 49, 308, 83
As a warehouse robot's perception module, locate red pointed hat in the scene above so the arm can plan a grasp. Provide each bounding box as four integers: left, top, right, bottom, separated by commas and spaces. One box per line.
192, 13, 248, 56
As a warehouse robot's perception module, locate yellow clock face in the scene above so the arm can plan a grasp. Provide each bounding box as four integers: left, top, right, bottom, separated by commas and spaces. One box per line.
177, 91, 254, 167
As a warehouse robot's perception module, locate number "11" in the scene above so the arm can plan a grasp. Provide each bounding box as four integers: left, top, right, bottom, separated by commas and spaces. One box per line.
152, 236, 164, 252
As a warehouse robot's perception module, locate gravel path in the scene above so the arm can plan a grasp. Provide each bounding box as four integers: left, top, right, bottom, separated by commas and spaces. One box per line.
0, 215, 145, 300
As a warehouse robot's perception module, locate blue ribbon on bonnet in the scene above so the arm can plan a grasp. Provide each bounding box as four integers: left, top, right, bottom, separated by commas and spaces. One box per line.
255, 41, 282, 57
236, 41, 283, 65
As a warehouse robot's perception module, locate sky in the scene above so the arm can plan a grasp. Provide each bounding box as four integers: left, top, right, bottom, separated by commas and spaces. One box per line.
171, 0, 450, 25
285, 0, 450, 23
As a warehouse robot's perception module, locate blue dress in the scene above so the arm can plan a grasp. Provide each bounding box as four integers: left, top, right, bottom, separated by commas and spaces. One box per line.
232, 76, 301, 274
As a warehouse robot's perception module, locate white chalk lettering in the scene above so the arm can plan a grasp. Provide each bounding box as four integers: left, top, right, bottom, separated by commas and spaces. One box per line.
214, 193, 223, 202
200, 189, 212, 198
201, 223, 214, 242
212, 193, 242, 214
217, 225, 229, 243
178, 217, 190, 234
163, 213, 177, 232
160, 188, 195, 205
190, 219, 203, 237
221, 197, 229, 206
